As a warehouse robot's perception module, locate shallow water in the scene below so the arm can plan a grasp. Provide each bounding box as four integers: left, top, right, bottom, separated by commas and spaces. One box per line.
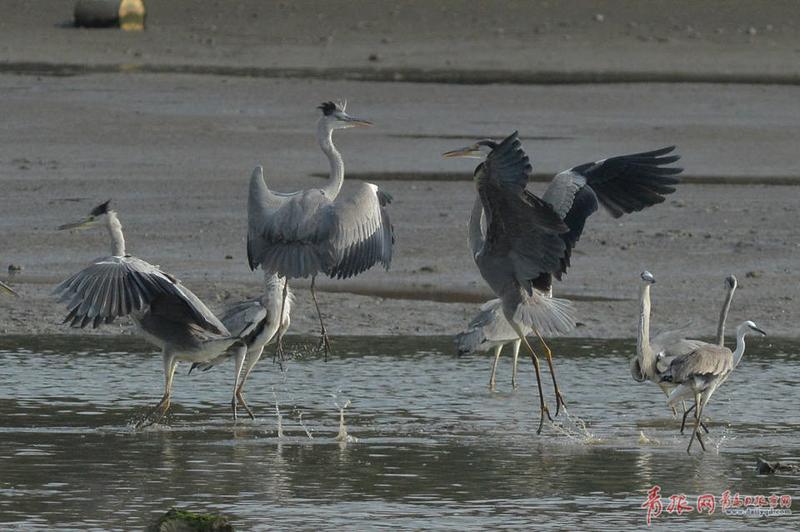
0, 335, 797, 530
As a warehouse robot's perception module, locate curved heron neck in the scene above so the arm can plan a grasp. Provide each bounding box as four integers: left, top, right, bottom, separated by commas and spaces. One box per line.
468, 196, 485, 257
317, 120, 344, 199
106, 211, 126, 257
716, 284, 736, 347
732, 325, 748, 367
637, 283, 655, 377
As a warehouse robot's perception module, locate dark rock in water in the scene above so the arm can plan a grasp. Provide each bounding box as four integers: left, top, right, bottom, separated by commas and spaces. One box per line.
756, 457, 799, 475
147, 508, 234, 532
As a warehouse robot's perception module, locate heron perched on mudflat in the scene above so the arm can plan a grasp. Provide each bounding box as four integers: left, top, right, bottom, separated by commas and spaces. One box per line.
444, 132, 681, 432
0, 280, 18, 297
631, 272, 738, 429
190, 272, 293, 420
54, 200, 241, 427
455, 298, 524, 391
247, 101, 395, 357
659, 319, 766, 453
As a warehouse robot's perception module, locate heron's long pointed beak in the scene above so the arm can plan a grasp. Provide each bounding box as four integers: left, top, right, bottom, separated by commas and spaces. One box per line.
754, 327, 767, 336
57, 217, 96, 231
346, 116, 373, 128
0, 280, 19, 297
442, 145, 482, 158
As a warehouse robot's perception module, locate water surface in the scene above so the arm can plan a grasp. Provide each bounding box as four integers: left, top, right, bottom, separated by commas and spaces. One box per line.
0, 335, 797, 530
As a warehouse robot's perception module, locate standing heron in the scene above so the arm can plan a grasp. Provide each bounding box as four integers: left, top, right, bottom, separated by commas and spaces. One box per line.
631, 272, 738, 431
455, 298, 524, 391
190, 272, 293, 420
54, 200, 242, 427
444, 132, 681, 432
0, 280, 18, 297
659, 320, 766, 453
247, 101, 394, 357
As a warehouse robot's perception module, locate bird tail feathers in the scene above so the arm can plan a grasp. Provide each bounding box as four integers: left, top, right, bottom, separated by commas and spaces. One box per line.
513, 295, 576, 336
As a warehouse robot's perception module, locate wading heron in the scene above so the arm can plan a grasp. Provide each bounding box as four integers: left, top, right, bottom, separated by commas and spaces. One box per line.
191, 272, 293, 420
455, 298, 524, 391
54, 200, 241, 427
247, 101, 394, 358
659, 320, 766, 453
444, 132, 681, 432
631, 273, 737, 429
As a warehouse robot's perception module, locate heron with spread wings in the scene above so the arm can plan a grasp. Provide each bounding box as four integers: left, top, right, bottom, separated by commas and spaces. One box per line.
54, 200, 242, 427
444, 132, 682, 432
247, 101, 395, 357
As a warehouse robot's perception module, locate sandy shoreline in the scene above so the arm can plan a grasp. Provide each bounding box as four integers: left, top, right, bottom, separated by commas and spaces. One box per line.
0, 1, 797, 340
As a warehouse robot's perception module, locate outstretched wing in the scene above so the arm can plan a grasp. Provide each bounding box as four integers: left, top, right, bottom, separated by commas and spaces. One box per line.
247, 166, 336, 279
54, 255, 227, 335
542, 146, 682, 275
326, 183, 395, 280
220, 299, 268, 339
478, 132, 568, 286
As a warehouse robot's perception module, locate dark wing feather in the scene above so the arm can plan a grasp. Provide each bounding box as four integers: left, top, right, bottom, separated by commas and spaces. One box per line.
326, 183, 395, 280
220, 299, 268, 340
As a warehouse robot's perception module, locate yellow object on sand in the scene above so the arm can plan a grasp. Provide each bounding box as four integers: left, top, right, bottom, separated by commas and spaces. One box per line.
119, 0, 145, 31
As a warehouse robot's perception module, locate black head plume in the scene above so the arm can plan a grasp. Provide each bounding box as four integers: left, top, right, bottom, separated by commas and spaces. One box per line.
318, 101, 338, 116
89, 200, 112, 217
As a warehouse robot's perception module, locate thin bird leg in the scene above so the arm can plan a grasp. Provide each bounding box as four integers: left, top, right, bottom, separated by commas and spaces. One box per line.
310, 275, 332, 360
273, 280, 289, 369
489, 345, 502, 391
533, 328, 567, 416
680, 403, 710, 435
236, 346, 264, 421
686, 394, 706, 454
138, 354, 178, 429
693, 398, 708, 452
231, 345, 247, 422
513, 324, 552, 434
511, 339, 521, 389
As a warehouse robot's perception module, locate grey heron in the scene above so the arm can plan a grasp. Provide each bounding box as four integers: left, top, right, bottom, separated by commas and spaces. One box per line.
444, 132, 681, 432
631, 272, 738, 431
659, 320, 766, 453
54, 200, 242, 427
190, 272, 293, 420
455, 298, 523, 391
0, 280, 19, 297
247, 101, 394, 358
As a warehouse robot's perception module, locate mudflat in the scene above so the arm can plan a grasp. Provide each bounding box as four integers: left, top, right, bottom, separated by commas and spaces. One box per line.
0, 1, 797, 341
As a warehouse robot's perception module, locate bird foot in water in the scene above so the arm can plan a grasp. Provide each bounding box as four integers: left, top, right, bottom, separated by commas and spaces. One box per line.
316, 332, 333, 360
554, 392, 568, 417
536, 404, 554, 435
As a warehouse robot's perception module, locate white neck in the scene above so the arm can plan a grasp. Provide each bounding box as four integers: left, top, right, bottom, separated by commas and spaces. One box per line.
716, 284, 736, 347
106, 211, 126, 257
732, 324, 749, 367
637, 283, 655, 378
468, 196, 485, 258
317, 119, 344, 198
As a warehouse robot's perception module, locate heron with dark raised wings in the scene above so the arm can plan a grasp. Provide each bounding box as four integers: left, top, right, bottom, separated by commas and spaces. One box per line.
444, 132, 682, 432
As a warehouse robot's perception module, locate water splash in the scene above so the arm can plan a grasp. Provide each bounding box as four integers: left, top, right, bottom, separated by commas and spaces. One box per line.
273, 391, 283, 439
638, 430, 660, 445
297, 411, 314, 439
334, 398, 357, 443
548, 408, 603, 444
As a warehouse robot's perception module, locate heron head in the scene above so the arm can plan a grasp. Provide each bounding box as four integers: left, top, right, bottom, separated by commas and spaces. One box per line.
743, 320, 767, 337
725, 274, 737, 290
318, 100, 372, 130
58, 200, 113, 231
442, 139, 498, 159
640, 271, 656, 284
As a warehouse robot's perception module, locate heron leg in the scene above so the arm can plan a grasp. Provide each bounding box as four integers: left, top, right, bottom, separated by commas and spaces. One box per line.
687, 393, 706, 454
680, 403, 710, 434
138, 353, 178, 429
513, 324, 551, 434
511, 339, 521, 389
273, 280, 289, 369
533, 328, 566, 416
489, 345, 502, 391
235, 346, 264, 421
231, 345, 247, 421
310, 276, 332, 360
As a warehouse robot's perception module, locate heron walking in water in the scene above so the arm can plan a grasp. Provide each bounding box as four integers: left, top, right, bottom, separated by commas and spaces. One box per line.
247, 101, 395, 358
659, 320, 766, 453
191, 272, 293, 420
444, 132, 681, 432
54, 200, 242, 427
0, 280, 18, 297
455, 298, 524, 391
631, 272, 738, 430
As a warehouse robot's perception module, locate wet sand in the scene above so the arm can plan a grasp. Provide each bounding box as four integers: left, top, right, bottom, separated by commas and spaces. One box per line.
0, 1, 797, 340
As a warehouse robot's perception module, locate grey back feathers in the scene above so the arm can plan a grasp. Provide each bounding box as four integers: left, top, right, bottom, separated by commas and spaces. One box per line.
247, 167, 394, 280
